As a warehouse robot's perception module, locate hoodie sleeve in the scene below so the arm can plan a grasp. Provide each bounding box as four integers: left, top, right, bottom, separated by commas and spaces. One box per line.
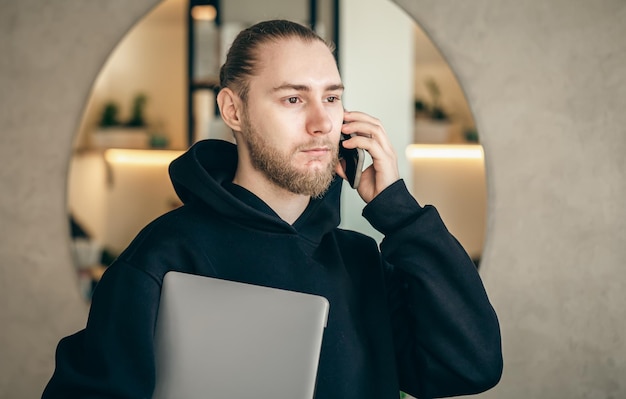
42, 261, 161, 399
362, 180, 503, 398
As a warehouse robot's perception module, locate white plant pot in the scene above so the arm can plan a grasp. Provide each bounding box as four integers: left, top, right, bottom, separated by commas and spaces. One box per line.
92, 127, 150, 149
414, 120, 453, 144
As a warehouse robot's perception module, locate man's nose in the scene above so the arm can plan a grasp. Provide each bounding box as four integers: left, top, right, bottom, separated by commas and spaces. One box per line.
305, 101, 333, 135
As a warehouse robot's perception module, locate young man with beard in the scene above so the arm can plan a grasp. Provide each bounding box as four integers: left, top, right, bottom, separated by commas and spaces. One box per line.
43, 20, 502, 399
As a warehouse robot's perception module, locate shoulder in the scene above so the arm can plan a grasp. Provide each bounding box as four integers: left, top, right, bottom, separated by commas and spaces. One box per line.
334, 227, 377, 245
114, 205, 219, 281
123, 206, 203, 252
333, 227, 380, 258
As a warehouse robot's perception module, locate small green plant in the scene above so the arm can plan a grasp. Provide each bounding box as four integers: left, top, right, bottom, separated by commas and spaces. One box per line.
99, 102, 120, 127
415, 77, 449, 121
126, 93, 148, 127
424, 78, 448, 121
98, 93, 149, 130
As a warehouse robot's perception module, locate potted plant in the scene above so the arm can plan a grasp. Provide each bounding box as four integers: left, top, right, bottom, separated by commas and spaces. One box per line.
92, 93, 151, 149
126, 93, 147, 128
99, 101, 121, 128
413, 78, 456, 143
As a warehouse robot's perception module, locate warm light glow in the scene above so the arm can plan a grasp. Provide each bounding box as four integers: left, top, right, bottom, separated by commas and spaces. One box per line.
104, 149, 184, 165
406, 144, 484, 159
191, 5, 217, 21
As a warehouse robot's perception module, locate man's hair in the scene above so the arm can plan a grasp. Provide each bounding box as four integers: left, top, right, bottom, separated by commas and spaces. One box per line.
219, 19, 336, 102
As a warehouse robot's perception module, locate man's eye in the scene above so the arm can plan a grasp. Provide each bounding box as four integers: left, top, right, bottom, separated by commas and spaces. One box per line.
287, 97, 299, 104
326, 96, 340, 103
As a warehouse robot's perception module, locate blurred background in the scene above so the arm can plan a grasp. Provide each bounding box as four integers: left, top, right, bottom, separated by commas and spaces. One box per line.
67, 0, 487, 300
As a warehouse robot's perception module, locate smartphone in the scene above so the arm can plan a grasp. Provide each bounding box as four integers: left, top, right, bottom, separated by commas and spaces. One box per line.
339, 133, 364, 189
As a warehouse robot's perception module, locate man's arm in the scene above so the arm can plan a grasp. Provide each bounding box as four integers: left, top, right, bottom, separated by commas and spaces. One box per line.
364, 181, 503, 398
42, 262, 161, 399
341, 110, 501, 396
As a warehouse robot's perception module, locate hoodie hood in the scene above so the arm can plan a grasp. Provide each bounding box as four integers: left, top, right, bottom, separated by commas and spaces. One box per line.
169, 139, 343, 243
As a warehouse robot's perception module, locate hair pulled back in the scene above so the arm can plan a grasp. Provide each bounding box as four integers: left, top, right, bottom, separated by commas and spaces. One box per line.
219, 19, 335, 102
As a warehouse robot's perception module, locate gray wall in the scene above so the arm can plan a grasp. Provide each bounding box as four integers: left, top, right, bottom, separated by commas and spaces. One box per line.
0, 1, 624, 398
0, 2, 160, 397
395, 1, 626, 397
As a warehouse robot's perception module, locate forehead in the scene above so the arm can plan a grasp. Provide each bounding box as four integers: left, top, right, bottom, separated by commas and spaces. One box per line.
250, 38, 341, 89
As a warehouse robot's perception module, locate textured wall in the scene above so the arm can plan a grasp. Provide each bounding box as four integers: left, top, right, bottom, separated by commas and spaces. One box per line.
1, 1, 625, 398
0, 1, 160, 397
394, 0, 626, 397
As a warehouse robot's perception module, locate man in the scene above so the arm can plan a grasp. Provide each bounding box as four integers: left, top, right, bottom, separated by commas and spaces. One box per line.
43, 20, 502, 398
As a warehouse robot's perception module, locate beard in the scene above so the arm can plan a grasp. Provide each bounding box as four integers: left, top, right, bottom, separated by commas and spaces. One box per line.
241, 115, 338, 198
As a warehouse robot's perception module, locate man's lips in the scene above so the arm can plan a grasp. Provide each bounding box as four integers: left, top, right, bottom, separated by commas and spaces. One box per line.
301, 147, 331, 157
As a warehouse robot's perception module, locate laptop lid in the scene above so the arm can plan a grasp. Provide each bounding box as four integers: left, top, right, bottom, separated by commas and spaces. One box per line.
152, 271, 330, 399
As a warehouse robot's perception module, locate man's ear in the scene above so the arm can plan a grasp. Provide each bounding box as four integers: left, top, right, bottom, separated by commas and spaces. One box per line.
217, 87, 243, 132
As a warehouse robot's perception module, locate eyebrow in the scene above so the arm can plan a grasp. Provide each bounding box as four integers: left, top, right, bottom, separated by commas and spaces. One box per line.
271, 83, 345, 92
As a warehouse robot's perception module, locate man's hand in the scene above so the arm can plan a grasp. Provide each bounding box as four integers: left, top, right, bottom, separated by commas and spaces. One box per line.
336, 110, 400, 203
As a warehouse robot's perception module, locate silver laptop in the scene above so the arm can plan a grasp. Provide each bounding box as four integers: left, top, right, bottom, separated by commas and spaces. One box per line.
152, 271, 330, 399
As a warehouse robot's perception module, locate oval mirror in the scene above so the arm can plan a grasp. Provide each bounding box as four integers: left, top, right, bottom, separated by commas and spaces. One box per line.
67, 0, 486, 301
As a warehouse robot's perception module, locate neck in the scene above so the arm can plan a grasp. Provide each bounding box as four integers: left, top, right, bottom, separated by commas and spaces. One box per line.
233, 165, 310, 225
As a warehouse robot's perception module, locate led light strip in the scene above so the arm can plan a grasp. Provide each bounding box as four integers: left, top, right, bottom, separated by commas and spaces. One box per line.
104, 149, 184, 165
405, 144, 484, 159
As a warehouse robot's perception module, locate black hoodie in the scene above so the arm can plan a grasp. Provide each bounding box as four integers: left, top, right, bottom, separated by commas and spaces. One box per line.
43, 140, 502, 399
